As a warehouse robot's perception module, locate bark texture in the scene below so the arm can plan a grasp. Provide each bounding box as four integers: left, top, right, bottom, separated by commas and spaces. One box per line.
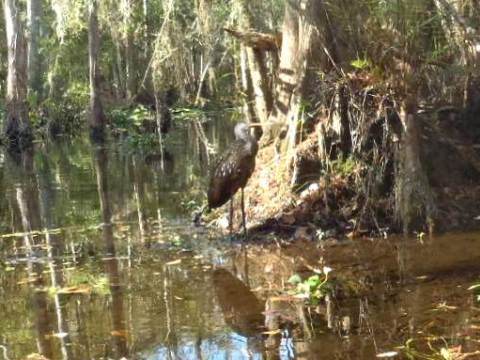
236, 0, 273, 138
268, 1, 327, 140
395, 95, 436, 233
3, 0, 32, 150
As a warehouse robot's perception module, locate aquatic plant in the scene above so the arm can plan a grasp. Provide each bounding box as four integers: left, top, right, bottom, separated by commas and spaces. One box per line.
109, 105, 153, 130
288, 266, 333, 304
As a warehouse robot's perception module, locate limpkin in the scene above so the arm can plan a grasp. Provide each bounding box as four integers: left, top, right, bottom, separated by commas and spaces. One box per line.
201, 122, 259, 237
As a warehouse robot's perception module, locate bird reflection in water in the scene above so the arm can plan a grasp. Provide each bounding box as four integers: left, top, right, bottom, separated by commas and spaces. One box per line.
213, 267, 266, 355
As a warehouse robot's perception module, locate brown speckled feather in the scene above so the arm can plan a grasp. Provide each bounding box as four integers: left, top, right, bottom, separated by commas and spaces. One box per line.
208, 138, 258, 209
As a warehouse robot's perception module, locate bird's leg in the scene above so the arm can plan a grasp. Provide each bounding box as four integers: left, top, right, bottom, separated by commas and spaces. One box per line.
229, 197, 234, 235
241, 188, 247, 239
193, 204, 207, 226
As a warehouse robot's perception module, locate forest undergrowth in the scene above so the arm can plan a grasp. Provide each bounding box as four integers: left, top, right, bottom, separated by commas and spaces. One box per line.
209, 100, 480, 241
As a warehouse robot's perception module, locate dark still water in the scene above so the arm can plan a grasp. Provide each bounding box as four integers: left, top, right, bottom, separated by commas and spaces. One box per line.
1, 120, 480, 360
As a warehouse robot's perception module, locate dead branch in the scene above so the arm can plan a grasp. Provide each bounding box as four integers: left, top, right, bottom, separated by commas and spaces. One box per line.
223, 27, 281, 52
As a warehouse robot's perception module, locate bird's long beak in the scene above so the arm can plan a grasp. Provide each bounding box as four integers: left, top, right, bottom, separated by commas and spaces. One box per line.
248, 123, 263, 128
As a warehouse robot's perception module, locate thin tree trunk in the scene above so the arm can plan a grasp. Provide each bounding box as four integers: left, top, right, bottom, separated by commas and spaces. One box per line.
123, 0, 136, 100
143, 0, 150, 59
3, 0, 32, 150
27, 0, 43, 100
88, 0, 107, 142
47, 49, 64, 100
111, 50, 122, 99
125, 33, 136, 100
335, 84, 352, 157
240, 44, 259, 130
116, 42, 125, 97
111, 30, 126, 99
196, 0, 218, 98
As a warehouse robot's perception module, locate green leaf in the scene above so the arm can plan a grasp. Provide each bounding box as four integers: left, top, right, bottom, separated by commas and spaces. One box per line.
307, 275, 321, 288
287, 274, 302, 284
351, 58, 370, 70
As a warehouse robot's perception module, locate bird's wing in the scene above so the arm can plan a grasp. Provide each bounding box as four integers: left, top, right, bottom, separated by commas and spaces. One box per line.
213, 150, 244, 182
208, 142, 247, 208
211, 141, 244, 180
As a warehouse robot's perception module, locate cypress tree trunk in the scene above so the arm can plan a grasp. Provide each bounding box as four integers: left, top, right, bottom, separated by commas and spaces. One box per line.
88, 0, 107, 143
270, 0, 300, 130
395, 95, 436, 234
237, 0, 272, 134
269, 0, 323, 143
3, 0, 32, 151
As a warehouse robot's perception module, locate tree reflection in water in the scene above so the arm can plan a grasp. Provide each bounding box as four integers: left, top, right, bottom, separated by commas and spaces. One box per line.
94, 147, 128, 358
0, 122, 479, 359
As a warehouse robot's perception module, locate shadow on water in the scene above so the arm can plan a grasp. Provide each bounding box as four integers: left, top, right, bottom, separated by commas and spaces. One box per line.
0, 117, 480, 359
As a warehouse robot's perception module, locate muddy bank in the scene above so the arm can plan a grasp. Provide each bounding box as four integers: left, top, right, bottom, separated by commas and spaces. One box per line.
209, 107, 480, 240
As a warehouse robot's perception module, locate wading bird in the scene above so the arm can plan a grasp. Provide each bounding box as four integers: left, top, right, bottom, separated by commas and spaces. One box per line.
203, 122, 260, 237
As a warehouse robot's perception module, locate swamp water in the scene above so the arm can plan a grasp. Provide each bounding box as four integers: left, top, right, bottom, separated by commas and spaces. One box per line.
0, 121, 480, 359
